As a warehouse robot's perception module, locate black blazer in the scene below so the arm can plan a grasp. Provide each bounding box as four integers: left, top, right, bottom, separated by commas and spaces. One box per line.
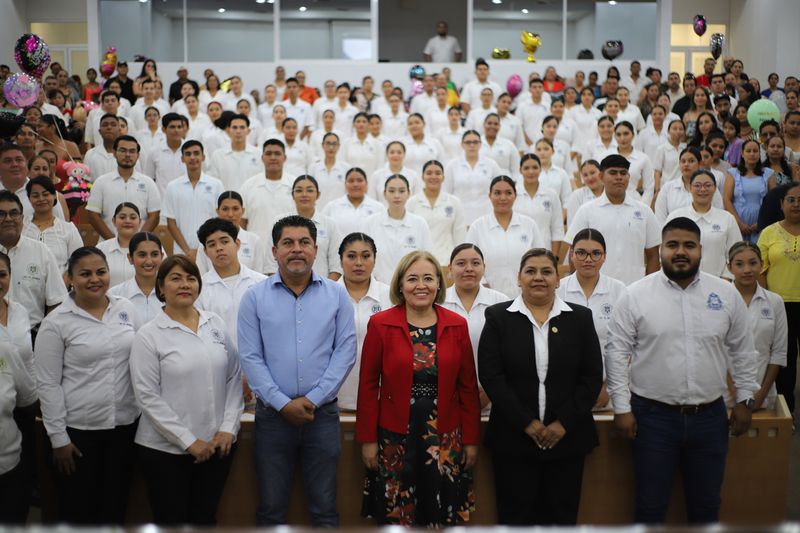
478, 300, 603, 460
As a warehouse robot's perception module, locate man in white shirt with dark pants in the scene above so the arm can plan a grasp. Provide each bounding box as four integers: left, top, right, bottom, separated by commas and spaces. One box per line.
605, 216, 759, 525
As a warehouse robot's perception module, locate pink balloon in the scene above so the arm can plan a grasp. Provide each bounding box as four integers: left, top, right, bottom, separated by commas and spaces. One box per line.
506, 74, 523, 98
3, 73, 40, 108
410, 79, 423, 98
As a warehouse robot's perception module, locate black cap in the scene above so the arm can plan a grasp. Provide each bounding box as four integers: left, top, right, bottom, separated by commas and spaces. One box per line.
600, 154, 630, 171
475, 58, 488, 68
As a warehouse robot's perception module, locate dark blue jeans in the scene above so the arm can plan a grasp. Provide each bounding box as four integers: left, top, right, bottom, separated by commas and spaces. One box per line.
631, 394, 729, 525
254, 399, 341, 527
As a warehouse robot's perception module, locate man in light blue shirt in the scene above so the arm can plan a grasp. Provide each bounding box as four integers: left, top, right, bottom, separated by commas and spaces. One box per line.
238, 214, 356, 527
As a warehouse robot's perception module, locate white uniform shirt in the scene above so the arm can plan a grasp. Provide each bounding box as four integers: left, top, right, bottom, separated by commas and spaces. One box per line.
340, 136, 383, 176
0, 342, 36, 475
0, 300, 33, 379
22, 218, 83, 272
567, 105, 602, 154
282, 98, 313, 133
480, 138, 520, 175
129, 100, 169, 132
518, 101, 550, 143
143, 143, 186, 198
634, 125, 669, 162
307, 129, 344, 162
186, 113, 213, 141
436, 127, 465, 163
538, 164, 573, 205
225, 92, 256, 113
565, 186, 602, 227
616, 149, 655, 205
358, 210, 433, 284
444, 156, 502, 225
666, 206, 742, 278
96, 237, 135, 287
308, 159, 350, 209
460, 79, 503, 110
368, 166, 422, 204
35, 295, 139, 448
197, 227, 265, 275
465, 212, 545, 297
321, 195, 383, 237
210, 145, 264, 192
565, 193, 661, 285
336, 277, 392, 410
135, 129, 166, 158
621, 76, 649, 99
406, 191, 467, 265
162, 174, 225, 253
507, 294, 573, 420
86, 171, 161, 233
264, 210, 342, 277
256, 100, 278, 127
556, 273, 627, 363
202, 127, 230, 159
499, 113, 527, 151
617, 104, 646, 132
443, 285, 508, 363
401, 136, 444, 176
108, 278, 162, 325
426, 106, 450, 137
515, 184, 564, 245
652, 142, 684, 186
605, 271, 760, 413
130, 310, 243, 455
654, 179, 724, 224
196, 265, 266, 348
0, 236, 67, 328
84, 146, 118, 180
584, 139, 617, 163
239, 173, 296, 240
311, 97, 337, 130
380, 110, 410, 142
423, 34, 462, 62
465, 106, 497, 134
283, 140, 312, 177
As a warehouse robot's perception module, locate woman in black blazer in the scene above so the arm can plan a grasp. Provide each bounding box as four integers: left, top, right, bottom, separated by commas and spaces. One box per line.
478, 248, 603, 526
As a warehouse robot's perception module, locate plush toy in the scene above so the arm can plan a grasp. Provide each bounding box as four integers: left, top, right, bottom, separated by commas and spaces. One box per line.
61, 161, 92, 217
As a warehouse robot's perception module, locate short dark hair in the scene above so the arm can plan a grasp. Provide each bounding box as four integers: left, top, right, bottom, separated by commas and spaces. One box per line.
0, 190, 24, 212
271, 215, 317, 246
100, 90, 118, 102
689, 169, 716, 187
449, 243, 484, 264
217, 190, 243, 208
197, 217, 239, 247
338, 232, 377, 258
100, 113, 119, 124
662, 216, 701, 239
113, 134, 140, 152
519, 248, 558, 271
230, 113, 250, 127
0, 144, 24, 158
161, 112, 184, 128
25, 175, 56, 198
155, 255, 202, 303
759, 119, 780, 134
181, 139, 204, 154
286, 77, 299, 85
262, 138, 285, 153
572, 228, 606, 251
67, 247, 108, 276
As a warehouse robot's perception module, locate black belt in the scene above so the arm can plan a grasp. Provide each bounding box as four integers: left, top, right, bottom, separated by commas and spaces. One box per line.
633, 393, 722, 415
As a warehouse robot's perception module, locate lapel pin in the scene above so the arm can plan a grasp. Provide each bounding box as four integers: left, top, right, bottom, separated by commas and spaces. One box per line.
551, 326, 558, 333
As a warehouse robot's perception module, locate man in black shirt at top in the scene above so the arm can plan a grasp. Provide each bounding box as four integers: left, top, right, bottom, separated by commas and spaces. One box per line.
671, 74, 696, 119
105, 61, 136, 104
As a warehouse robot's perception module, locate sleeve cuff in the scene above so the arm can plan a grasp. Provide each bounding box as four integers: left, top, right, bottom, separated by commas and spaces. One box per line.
611, 393, 631, 414
267, 392, 292, 412
177, 429, 198, 450
305, 388, 325, 408
49, 431, 71, 449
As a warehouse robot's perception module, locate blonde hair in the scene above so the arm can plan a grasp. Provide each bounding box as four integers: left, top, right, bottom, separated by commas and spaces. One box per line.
389, 251, 446, 306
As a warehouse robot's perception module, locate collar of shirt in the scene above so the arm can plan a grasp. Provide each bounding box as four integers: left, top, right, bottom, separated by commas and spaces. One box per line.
153, 308, 214, 333
378, 210, 414, 228
111, 171, 145, 182
337, 275, 383, 304
749, 284, 769, 306
267, 269, 324, 294
507, 294, 572, 325
204, 264, 262, 287
58, 293, 128, 323
175, 173, 214, 186
597, 191, 638, 207
563, 273, 613, 298
444, 285, 498, 312
411, 191, 448, 209
657, 269, 701, 291
487, 211, 525, 230
117, 278, 156, 299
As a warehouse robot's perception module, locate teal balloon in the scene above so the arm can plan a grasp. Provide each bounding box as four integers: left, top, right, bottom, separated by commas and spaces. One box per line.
747, 99, 781, 131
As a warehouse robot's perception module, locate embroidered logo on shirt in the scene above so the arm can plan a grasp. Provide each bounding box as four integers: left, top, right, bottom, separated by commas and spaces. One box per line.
205, 185, 213, 193
137, 182, 146, 192
210, 328, 225, 344
521, 234, 529, 243
27, 263, 38, 276
405, 235, 416, 246
707, 292, 723, 311
761, 307, 772, 319
318, 228, 326, 238
371, 304, 382, 314
444, 206, 454, 217
0, 358, 5, 371
602, 303, 613, 316
119, 311, 130, 324
543, 200, 551, 210
712, 224, 722, 232
633, 210, 643, 221
241, 246, 251, 256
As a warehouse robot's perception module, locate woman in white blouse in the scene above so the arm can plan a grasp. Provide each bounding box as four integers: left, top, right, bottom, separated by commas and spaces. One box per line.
482, 113, 520, 175
335, 233, 391, 411
0, 253, 32, 378
130, 255, 243, 526
613, 120, 656, 205
726, 241, 787, 410
567, 88, 602, 158
35, 246, 140, 525
280, 117, 311, 176
340, 112, 382, 176
514, 153, 564, 254
359, 174, 433, 283
321, 167, 383, 236
406, 160, 467, 266
308, 110, 343, 163
369, 141, 422, 202
443, 243, 508, 413
444, 130, 502, 225
565, 159, 605, 226
22, 177, 82, 273
108, 232, 164, 325
307, 132, 350, 209
666, 170, 742, 278
465, 176, 545, 297
655, 147, 724, 223
556, 228, 626, 410
27, 154, 70, 219
96, 202, 141, 286
585, 115, 617, 163
436, 105, 466, 163
401, 113, 444, 176
533, 138, 573, 205
652, 119, 687, 195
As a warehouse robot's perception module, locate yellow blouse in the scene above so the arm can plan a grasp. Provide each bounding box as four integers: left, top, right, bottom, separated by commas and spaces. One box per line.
758, 222, 800, 302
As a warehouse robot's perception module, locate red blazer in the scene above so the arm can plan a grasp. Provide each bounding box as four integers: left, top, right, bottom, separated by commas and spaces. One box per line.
355, 304, 481, 445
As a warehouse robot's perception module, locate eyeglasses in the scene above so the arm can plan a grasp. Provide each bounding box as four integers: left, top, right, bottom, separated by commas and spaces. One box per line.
463, 140, 481, 146
323, 141, 339, 147
574, 249, 604, 261
691, 182, 716, 190
784, 196, 800, 205
0, 210, 23, 221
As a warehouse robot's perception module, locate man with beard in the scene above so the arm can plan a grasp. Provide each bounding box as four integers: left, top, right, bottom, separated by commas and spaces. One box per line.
605, 217, 759, 525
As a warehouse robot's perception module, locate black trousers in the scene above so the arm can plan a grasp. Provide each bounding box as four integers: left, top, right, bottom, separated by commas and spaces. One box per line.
491, 450, 585, 526
0, 461, 30, 524
50, 422, 138, 525
776, 302, 800, 413
138, 443, 236, 527
12, 402, 37, 505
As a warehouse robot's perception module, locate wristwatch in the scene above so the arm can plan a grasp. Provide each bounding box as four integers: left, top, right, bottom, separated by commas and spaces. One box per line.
739, 398, 755, 410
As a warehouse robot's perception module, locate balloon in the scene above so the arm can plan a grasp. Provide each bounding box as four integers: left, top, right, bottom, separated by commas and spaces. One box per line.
409, 79, 423, 98
491, 48, 510, 60
747, 100, 781, 132
0, 109, 25, 139
506, 74, 523, 98
710, 33, 725, 60
14, 33, 51, 78
3, 73, 40, 108
409, 64, 425, 80
692, 14, 708, 37
100, 46, 118, 78
520, 32, 542, 63
601, 40, 624, 61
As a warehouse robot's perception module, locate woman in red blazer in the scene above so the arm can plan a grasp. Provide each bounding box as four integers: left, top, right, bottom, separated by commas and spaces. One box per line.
356, 250, 481, 527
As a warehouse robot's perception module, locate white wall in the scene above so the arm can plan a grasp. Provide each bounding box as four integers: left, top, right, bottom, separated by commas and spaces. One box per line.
99, 1, 153, 63
378, 0, 467, 62
0, 0, 28, 67
671, 0, 731, 24
187, 19, 274, 62
25, 0, 85, 22
567, 12, 596, 60
594, 3, 657, 60
730, 0, 800, 82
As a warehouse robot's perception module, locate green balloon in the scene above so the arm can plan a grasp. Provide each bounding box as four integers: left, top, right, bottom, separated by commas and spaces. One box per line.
747, 99, 781, 131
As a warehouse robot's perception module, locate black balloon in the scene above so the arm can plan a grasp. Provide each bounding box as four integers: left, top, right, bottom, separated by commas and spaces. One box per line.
710, 33, 725, 60
0, 110, 25, 140
693, 14, 708, 37
601, 40, 624, 61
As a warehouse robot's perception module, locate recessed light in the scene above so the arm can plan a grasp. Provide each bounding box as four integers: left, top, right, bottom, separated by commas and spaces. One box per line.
521, 8, 529, 13
299, 5, 307, 11
256, 0, 266, 3
139, 0, 148, 3
218, 7, 226, 12
491, 0, 502, 4
608, 0, 617, 4
267, 0, 274, 3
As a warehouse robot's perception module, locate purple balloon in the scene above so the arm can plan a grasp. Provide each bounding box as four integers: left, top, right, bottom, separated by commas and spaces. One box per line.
506, 74, 523, 98
4, 73, 40, 108
693, 14, 708, 37
14, 33, 51, 78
